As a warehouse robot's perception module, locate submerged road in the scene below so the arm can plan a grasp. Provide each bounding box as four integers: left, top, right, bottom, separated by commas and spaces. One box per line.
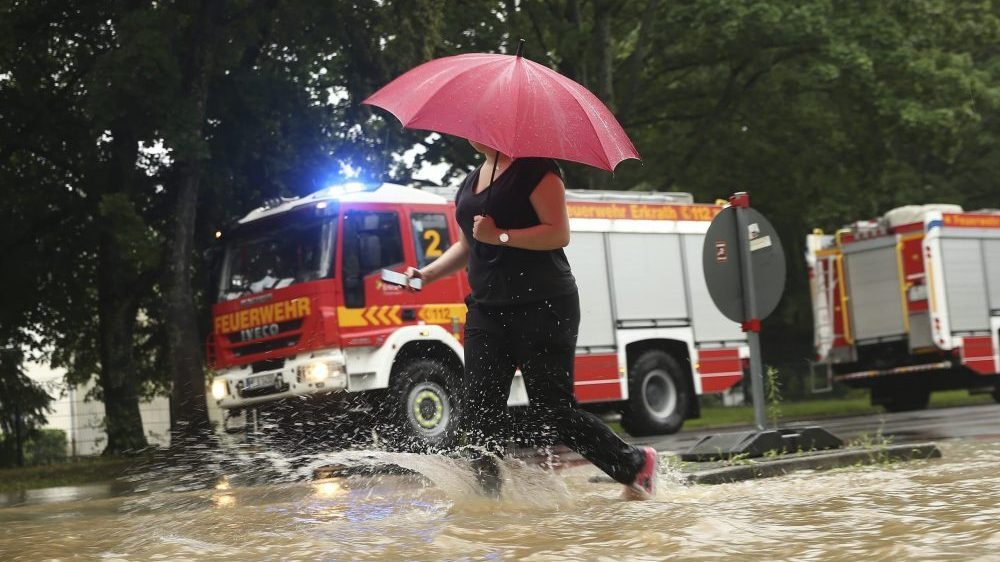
641, 402, 1000, 454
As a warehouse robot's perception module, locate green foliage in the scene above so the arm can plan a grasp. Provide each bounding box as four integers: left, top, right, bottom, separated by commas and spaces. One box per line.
0, 348, 52, 464
0, 455, 133, 492
847, 427, 893, 451
98, 193, 163, 273
684, 389, 991, 430
16, 429, 68, 467
401, 2, 1000, 311
765, 366, 783, 426
1, 0, 999, 429
722, 451, 755, 466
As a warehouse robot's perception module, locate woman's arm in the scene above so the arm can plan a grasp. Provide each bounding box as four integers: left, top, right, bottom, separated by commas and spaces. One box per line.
472, 171, 570, 250
406, 228, 471, 285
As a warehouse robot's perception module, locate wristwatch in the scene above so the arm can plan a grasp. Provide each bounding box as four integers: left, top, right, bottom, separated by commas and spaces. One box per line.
498, 231, 510, 245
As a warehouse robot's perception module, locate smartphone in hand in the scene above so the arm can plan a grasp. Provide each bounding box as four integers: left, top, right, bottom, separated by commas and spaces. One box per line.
381, 268, 422, 290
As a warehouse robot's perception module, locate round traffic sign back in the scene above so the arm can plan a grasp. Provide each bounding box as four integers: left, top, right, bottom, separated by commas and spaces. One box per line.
702, 206, 786, 323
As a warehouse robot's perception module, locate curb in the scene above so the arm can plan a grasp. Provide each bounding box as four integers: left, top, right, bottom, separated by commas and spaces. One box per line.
589, 442, 942, 486
683, 442, 941, 484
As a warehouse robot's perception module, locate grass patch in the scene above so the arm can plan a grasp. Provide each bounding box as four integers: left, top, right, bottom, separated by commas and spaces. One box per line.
0, 457, 137, 493
684, 389, 994, 431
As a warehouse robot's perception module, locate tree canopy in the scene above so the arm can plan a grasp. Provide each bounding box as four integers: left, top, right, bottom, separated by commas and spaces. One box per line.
1, 0, 997, 438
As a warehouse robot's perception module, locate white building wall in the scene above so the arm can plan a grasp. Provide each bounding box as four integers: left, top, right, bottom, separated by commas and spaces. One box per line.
25, 361, 172, 456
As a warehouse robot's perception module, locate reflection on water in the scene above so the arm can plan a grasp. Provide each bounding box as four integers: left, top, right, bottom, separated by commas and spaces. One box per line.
2, 440, 1000, 561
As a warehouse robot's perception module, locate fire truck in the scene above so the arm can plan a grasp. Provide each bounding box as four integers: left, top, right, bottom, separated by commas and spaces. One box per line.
806, 205, 1000, 411
207, 180, 747, 447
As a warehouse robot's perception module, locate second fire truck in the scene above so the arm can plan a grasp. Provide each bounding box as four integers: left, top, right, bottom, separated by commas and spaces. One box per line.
208, 181, 748, 446
807, 204, 1000, 410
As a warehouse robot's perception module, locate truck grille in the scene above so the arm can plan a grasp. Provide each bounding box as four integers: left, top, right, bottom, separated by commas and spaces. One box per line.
251, 358, 285, 373
232, 336, 301, 357
226, 319, 304, 344
223, 319, 304, 359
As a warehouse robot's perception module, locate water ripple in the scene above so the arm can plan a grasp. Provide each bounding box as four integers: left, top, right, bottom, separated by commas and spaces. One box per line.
0, 440, 998, 560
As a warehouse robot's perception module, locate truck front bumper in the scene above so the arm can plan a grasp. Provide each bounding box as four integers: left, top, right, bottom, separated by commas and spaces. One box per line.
210, 351, 347, 410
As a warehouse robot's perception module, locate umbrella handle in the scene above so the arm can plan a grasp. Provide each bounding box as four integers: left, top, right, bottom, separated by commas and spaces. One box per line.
483, 150, 499, 216
475, 151, 504, 265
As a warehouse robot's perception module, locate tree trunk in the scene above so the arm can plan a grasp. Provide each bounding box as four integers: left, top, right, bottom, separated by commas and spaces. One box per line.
592, 2, 616, 108
619, 0, 659, 124
96, 122, 149, 456
559, 0, 588, 86
97, 227, 149, 455
166, 162, 211, 439
166, 0, 216, 441
13, 401, 23, 467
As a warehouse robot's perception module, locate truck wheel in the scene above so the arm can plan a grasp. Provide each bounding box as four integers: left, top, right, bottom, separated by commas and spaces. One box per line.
620, 350, 690, 436
389, 358, 460, 451
880, 387, 931, 413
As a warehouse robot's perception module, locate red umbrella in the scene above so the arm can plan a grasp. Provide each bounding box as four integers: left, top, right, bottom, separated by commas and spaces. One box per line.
363, 44, 639, 172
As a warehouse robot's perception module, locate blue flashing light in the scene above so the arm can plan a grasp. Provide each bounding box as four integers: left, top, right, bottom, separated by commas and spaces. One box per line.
321, 181, 379, 198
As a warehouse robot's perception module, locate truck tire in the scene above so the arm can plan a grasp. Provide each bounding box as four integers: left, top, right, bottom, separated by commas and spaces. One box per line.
620, 350, 690, 436
880, 387, 931, 413
388, 358, 460, 451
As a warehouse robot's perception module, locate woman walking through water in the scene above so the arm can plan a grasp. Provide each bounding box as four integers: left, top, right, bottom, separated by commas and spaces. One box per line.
406, 142, 658, 500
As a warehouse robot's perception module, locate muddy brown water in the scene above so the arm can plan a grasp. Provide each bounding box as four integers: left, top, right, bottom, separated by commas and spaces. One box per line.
1, 440, 999, 561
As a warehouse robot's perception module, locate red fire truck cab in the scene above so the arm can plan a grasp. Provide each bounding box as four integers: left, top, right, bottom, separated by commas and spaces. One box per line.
208, 181, 747, 446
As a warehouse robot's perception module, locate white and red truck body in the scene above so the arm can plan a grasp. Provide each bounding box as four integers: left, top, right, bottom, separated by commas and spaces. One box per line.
207, 181, 747, 439
806, 205, 1000, 408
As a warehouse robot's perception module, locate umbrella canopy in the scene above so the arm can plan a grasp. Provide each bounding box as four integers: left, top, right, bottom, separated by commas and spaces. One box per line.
363, 51, 639, 172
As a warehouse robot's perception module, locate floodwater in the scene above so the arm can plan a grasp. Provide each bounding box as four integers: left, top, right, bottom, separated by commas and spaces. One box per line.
2, 440, 1000, 561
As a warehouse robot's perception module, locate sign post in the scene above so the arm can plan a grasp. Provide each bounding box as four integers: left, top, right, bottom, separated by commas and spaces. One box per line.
735, 195, 767, 431
682, 192, 842, 461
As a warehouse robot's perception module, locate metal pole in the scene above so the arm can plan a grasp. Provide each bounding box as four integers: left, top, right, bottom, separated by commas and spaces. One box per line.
69, 383, 77, 458
732, 193, 767, 431
14, 400, 24, 467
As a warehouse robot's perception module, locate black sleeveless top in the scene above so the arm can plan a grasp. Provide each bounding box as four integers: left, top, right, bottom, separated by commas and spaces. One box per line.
455, 157, 578, 305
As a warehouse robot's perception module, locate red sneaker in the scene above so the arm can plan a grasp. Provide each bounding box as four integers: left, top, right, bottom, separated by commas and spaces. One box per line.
623, 446, 658, 500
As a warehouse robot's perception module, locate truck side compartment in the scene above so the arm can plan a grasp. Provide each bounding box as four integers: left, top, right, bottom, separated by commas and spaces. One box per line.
807, 205, 1000, 412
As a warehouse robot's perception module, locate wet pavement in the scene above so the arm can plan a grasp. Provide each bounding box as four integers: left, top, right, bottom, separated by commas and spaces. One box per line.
1, 440, 999, 560
644, 402, 1000, 453
0, 403, 998, 561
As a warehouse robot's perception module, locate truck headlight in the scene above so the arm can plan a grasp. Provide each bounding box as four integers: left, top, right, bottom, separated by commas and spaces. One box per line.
211, 378, 228, 400
297, 360, 345, 386
303, 362, 330, 383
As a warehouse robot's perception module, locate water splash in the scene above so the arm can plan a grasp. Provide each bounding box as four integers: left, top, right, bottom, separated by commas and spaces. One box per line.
4, 440, 1000, 560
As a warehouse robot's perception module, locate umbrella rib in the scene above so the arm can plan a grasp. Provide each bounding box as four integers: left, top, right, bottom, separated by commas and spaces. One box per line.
507, 58, 528, 157
407, 58, 509, 134
547, 76, 617, 171
367, 53, 637, 172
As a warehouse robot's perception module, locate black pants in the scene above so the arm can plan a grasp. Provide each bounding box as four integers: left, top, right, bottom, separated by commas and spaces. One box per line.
461, 292, 643, 485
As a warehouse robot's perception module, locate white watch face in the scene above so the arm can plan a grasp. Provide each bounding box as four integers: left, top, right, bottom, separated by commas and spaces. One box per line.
499, 232, 510, 243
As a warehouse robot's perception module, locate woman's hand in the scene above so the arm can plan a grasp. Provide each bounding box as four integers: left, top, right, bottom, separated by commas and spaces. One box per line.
409, 230, 471, 288
472, 214, 501, 245
473, 172, 569, 251
404, 266, 425, 292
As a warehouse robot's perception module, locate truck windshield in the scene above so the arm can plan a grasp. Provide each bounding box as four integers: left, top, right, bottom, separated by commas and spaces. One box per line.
219, 217, 335, 301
